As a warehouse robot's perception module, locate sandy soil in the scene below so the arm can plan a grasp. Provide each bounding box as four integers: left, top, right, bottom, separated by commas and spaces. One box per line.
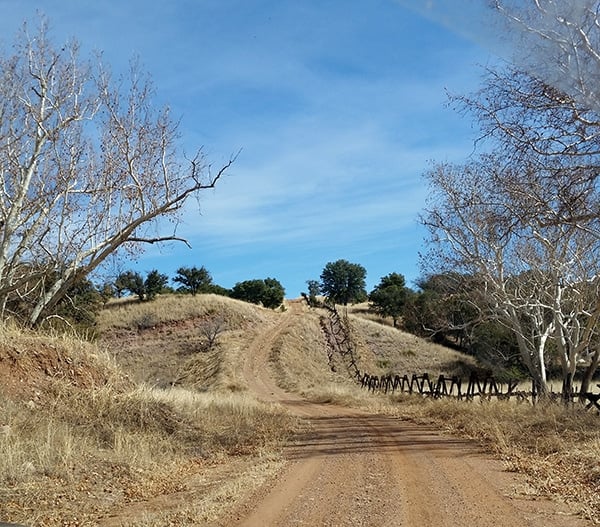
222, 302, 591, 527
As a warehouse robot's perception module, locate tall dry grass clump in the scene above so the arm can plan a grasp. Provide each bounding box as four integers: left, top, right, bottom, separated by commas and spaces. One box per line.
152, 387, 299, 454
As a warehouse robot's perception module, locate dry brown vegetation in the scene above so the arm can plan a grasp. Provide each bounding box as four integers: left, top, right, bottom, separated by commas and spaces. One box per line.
0, 294, 598, 525
0, 298, 297, 526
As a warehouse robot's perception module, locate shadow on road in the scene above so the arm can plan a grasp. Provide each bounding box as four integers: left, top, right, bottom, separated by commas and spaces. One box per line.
286, 413, 481, 460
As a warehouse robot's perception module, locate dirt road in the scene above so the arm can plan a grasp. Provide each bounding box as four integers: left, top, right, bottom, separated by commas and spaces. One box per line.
225, 302, 590, 527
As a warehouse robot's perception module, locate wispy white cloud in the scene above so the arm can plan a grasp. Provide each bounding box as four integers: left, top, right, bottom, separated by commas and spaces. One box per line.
179, 115, 466, 257
0, 0, 491, 295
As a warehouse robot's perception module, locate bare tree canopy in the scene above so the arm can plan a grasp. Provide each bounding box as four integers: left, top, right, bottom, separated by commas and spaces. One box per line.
424, 67, 600, 395
0, 20, 234, 325
450, 68, 600, 229
422, 151, 600, 395
396, 1, 600, 396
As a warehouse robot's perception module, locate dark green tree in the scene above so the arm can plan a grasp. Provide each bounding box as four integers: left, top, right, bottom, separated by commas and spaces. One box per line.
53, 278, 103, 327
304, 279, 321, 307
319, 259, 367, 305
207, 284, 231, 297
262, 278, 285, 309
231, 278, 285, 309
98, 282, 116, 306
144, 270, 169, 300
114, 273, 132, 298
368, 272, 408, 327
173, 266, 213, 295
402, 273, 481, 349
116, 271, 145, 301
469, 320, 525, 380
231, 279, 263, 304
114, 269, 168, 301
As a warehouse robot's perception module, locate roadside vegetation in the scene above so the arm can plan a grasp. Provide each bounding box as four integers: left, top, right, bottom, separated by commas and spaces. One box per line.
0, 297, 299, 526
0, 294, 599, 525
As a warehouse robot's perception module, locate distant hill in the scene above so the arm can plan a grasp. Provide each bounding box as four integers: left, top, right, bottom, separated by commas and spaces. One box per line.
97, 294, 475, 395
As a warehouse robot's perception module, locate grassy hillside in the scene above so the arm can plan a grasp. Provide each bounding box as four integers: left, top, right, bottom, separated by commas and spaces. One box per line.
267, 300, 476, 405
0, 296, 296, 525
0, 294, 598, 525
97, 294, 276, 390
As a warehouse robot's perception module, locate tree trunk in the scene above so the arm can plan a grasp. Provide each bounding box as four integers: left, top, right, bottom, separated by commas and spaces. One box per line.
532, 372, 548, 400
579, 348, 600, 398
562, 372, 573, 404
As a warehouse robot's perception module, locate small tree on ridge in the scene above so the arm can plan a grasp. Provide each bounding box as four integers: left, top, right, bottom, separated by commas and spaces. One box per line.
369, 272, 408, 327
319, 260, 367, 306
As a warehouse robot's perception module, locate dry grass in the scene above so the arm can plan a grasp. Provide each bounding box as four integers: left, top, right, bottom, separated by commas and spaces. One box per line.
97, 294, 279, 390
2, 294, 599, 525
272, 304, 476, 396
0, 378, 298, 526
347, 311, 476, 377
270, 309, 346, 393
98, 293, 269, 332
0, 316, 298, 526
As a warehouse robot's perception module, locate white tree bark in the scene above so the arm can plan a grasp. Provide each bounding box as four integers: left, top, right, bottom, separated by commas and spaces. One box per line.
422, 155, 600, 395
0, 21, 235, 325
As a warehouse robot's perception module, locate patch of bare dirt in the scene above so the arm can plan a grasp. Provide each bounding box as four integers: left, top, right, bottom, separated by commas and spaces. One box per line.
0, 337, 126, 402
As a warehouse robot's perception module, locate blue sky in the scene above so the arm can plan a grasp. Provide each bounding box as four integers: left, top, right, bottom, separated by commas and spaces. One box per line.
0, 1, 496, 297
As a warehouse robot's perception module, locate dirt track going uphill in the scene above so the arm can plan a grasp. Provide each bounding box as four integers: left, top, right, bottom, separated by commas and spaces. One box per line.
224, 302, 590, 527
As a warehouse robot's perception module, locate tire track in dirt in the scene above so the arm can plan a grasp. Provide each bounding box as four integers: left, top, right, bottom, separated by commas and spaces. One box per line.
226, 301, 590, 527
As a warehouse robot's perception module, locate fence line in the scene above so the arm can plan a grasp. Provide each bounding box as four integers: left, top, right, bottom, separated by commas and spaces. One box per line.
358, 371, 536, 403
313, 300, 600, 411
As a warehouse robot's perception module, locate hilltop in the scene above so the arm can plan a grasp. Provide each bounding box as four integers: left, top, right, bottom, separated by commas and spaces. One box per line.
97, 295, 474, 393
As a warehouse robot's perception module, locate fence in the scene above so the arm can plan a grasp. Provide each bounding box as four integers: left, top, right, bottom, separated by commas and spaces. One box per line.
358, 371, 533, 402
314, 300, 600, 411
359, 371, 600, 409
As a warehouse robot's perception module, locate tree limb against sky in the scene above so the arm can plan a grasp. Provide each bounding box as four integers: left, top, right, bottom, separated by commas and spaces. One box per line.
0, 21, 235, 326
410, 0, 600, 396
398, 0, 600, 114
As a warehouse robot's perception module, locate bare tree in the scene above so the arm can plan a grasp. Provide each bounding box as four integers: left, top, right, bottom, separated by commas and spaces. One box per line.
492, 0, 600, 115
198, 315, 226, 352
422, 153, 600, 397
439, 55, 600, 397
399, 1, 600, 396
0, 20, 235, 326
